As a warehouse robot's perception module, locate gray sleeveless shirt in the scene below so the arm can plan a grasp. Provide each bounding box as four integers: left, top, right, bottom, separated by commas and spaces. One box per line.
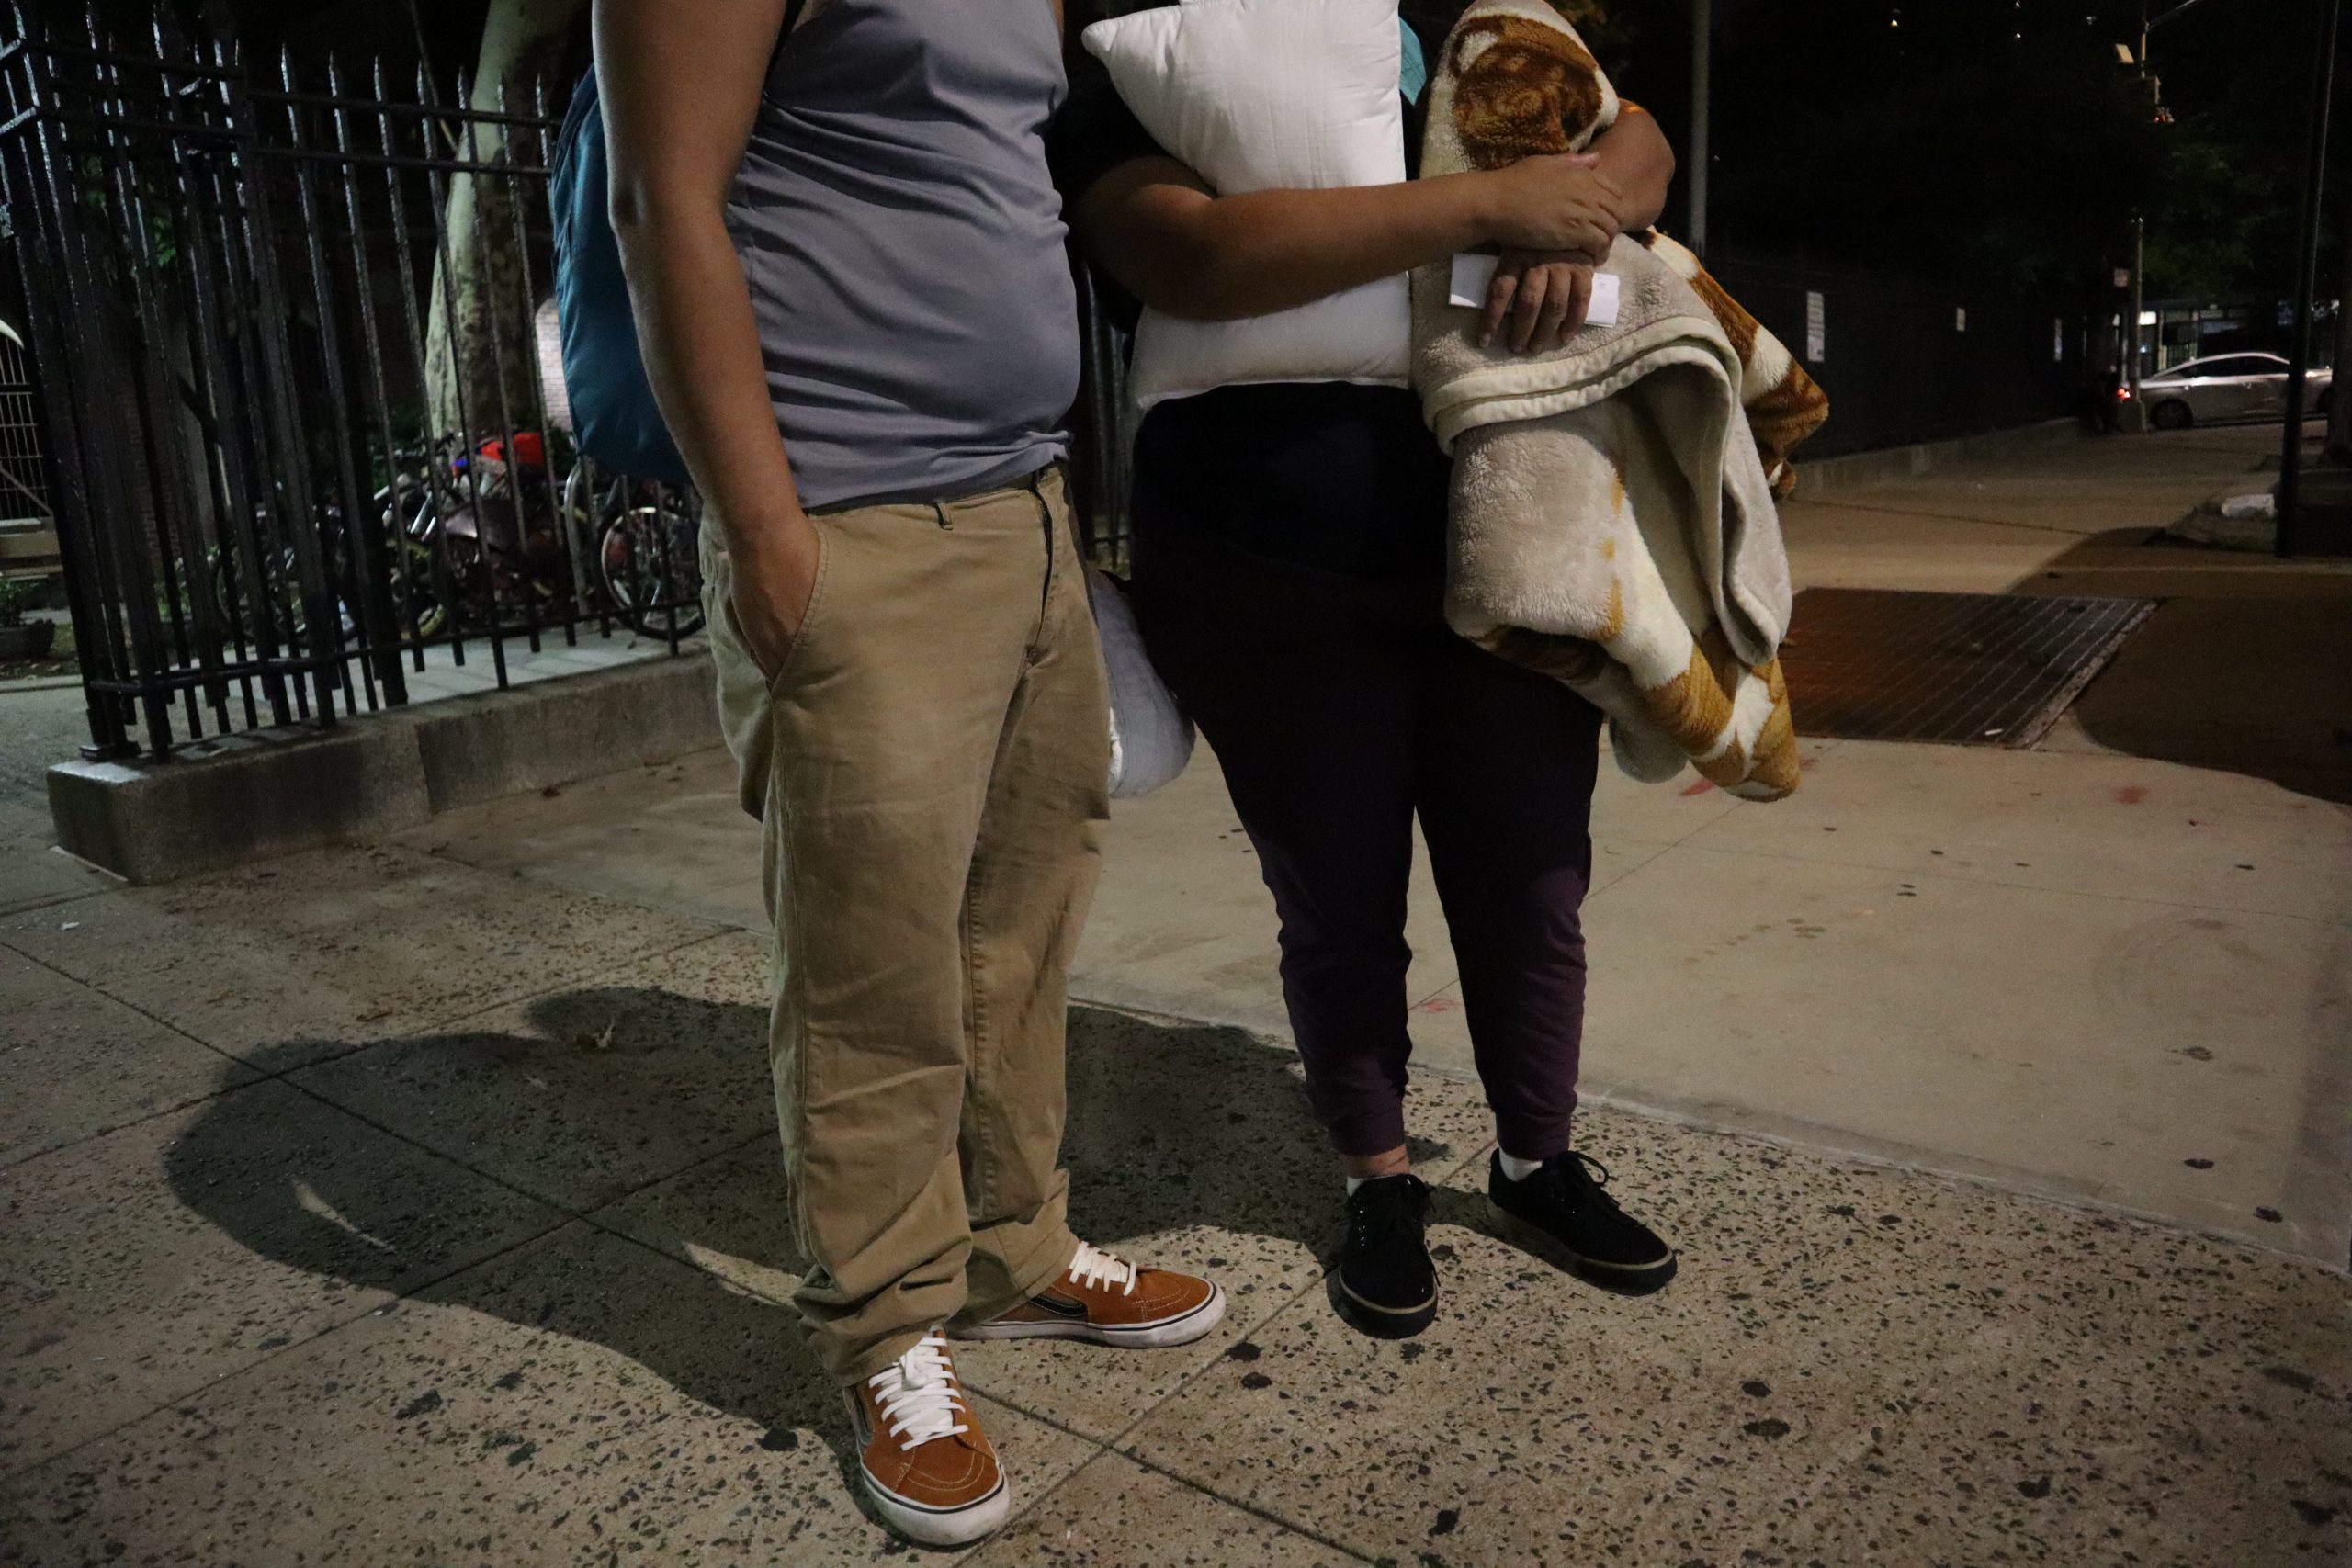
727, 0, 1077, 509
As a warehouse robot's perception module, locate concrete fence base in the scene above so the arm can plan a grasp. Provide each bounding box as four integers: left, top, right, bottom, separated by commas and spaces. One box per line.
49, 653, 722, 885
1795, 417, 2091, 495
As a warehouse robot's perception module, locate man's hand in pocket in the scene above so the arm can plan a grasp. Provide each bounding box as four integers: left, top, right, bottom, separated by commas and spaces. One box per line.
726, 511, 821, 682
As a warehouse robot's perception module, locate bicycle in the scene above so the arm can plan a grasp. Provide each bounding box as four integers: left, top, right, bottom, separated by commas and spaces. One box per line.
207, 435, 706, 653
561, 457, 706, 639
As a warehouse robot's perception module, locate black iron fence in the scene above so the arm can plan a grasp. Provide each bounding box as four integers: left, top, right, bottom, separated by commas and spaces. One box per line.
1710, 252, 2093, 458
0, 318, 49, 525
1, 8, 700, 761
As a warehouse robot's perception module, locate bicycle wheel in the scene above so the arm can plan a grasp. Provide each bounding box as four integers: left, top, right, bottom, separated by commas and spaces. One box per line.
380, 485, 453, 643
599, 485, 706, 638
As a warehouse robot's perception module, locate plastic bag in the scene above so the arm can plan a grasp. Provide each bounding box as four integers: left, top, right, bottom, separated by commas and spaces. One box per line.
1085, 565, 1194, 798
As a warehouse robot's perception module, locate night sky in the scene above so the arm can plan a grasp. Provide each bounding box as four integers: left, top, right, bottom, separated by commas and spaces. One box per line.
98, 0, 2352, 302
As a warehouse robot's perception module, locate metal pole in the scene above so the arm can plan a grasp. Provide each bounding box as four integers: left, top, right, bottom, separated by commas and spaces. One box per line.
1689, 0, 1710, 255
2278, 0, 2342, 558
2124, 4, 2147, 418
2128, 214, 2145, 402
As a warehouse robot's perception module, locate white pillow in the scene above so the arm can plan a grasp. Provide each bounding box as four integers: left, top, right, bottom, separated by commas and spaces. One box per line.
1082, 0, 1412, 409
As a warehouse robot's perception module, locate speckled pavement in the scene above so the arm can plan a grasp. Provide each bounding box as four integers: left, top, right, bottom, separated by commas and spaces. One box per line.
2, 854, 2347, 1566
6, 429, 2348, 1562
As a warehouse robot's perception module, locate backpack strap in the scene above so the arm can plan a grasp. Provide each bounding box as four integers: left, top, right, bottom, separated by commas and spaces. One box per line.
752, 0, 814, 111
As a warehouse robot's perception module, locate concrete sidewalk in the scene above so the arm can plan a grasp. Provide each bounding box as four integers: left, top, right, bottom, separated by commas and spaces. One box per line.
379, 425, 2352, 1269
3, 426, 2348, 1564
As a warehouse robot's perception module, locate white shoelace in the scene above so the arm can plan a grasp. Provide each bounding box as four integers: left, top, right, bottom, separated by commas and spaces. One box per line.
865, 1332, 969, 1451
1066, 1240, 1137, 1297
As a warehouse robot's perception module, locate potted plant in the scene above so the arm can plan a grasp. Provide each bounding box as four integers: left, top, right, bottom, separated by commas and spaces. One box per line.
0, 577, 56, 660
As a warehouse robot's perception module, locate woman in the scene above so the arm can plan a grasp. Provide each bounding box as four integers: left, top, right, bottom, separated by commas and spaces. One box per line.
1055, 4, 1680, 1337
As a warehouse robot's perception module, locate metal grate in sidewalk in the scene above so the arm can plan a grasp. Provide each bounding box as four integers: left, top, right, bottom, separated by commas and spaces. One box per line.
1780, 588, 2155, 748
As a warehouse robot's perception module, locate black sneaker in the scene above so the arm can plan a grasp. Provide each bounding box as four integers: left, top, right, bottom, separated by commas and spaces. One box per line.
1486, 1151, 1677, 1292
1331, 1173, 1438, 1339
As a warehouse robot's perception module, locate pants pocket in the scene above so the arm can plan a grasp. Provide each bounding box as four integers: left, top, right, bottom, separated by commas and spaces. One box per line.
702, 522, 832, 696
763, 521, 832, 696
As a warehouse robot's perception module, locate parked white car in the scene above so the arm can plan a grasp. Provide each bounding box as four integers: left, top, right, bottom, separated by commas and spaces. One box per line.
2136, 352, 2334, 430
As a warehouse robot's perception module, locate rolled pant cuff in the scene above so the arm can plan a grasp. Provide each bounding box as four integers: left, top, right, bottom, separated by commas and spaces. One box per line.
837, 1325, 943, 1387
1491, 1114, 1577, 1165
1011, 1230, 1083, 1305
956, 1228, 1081, 1328
1326, 1106, 1411, 1161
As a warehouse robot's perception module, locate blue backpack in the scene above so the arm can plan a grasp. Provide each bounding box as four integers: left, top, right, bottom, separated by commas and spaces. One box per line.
548, 0, 806, 487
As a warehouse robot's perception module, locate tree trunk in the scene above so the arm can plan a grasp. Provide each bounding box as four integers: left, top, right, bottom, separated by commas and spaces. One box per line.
423, 0, 586, 446
2328, 196, 2352, 465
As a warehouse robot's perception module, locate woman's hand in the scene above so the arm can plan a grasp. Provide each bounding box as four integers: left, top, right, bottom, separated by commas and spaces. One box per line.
1476, 152, 1623, 257
1480, 249, 1601, 353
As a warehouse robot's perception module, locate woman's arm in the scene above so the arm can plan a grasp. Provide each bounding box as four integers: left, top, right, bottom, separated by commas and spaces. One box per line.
1479, 105, 1679, 352
1591, 104, 1675, 231
596, 0, 814, 680
1069, 152, 1624, 323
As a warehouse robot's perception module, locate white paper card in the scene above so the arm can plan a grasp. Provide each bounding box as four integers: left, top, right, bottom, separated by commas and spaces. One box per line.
1446, 255, 1622, 327
1448, 252, 1498, 307
1586, 272, 1621, 325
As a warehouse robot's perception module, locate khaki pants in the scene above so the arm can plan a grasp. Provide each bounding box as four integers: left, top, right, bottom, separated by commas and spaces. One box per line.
700, 466, 1106, 1382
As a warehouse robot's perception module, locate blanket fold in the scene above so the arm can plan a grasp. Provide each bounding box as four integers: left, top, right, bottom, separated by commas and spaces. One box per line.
1413, 0, 1824, 800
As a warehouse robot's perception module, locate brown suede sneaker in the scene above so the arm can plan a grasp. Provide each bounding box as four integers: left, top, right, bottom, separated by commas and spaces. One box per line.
951, 1241, 1224, 1348
845, 1332, 1011, 1546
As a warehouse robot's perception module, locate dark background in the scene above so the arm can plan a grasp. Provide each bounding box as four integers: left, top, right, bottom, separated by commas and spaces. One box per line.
198, 0, 2343, 310
1597, 0, 2343, 310
132, 0, 2345, 453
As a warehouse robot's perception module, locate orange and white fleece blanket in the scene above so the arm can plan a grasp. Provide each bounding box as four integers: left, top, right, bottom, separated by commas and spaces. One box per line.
1412, 0, 1826, 799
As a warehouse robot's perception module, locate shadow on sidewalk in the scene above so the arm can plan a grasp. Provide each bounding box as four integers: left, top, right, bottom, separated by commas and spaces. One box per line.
2018, 528, 2352, 806
157, 994, 1463, 1478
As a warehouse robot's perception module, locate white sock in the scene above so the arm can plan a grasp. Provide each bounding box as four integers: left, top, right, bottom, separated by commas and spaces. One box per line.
1497, 1150, 1545, 1183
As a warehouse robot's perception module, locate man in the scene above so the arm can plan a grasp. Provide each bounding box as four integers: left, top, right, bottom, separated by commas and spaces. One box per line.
595, 0, 1222, 1546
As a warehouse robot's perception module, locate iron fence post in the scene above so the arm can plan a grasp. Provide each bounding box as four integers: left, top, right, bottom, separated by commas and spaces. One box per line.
216, 33, 342, 726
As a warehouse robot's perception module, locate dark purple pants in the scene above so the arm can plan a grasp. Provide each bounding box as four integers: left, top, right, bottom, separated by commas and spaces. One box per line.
1132, 526, 1605, 1161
